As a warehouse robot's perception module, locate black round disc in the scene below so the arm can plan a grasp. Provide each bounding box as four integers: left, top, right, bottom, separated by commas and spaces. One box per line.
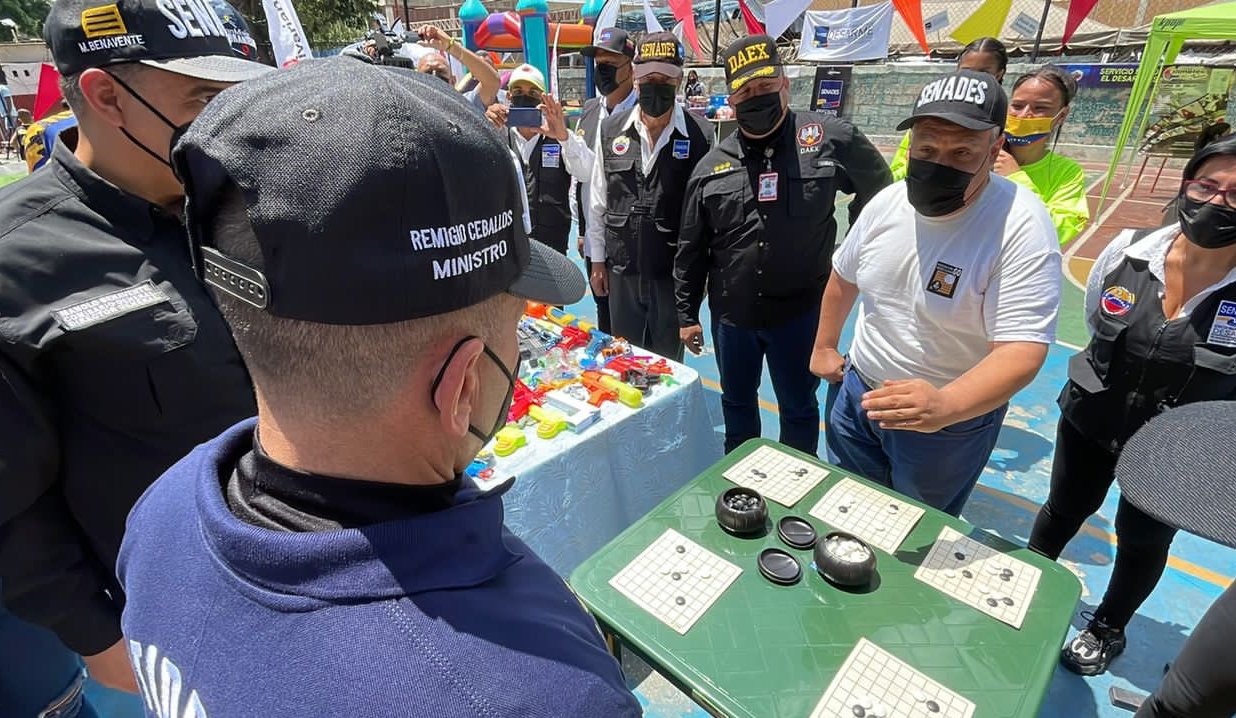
778, 515, 818, 550
758, 548, 802, 585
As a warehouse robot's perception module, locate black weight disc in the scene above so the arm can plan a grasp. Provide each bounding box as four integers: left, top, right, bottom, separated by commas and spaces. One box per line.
778, 515, 818, 550
758, 548, 802, 586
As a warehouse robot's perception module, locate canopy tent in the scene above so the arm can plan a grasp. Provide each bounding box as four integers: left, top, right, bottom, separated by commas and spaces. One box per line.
1100, 1, 1236, 211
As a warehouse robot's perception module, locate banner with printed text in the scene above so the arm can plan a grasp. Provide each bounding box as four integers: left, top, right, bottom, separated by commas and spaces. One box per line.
797, 2, 893, 63
261, 0, 312, 67
1140, 65, 1235, 156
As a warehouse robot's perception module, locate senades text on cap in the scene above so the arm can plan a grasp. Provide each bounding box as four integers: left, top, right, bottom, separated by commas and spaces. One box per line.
172, 57, 586, 326
896, 69, 1008, 133
633, 31, 683, 80
721, 34, 781, 92
44, 0, 268, 81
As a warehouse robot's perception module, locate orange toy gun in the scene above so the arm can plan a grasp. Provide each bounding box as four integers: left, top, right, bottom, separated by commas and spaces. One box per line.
581, 370, 642, 409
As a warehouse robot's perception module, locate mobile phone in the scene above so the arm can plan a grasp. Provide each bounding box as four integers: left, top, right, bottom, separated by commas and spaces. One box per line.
507, 107, 543, 128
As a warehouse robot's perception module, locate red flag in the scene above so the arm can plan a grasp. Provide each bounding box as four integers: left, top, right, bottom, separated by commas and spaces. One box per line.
33, 64, 63, 121
666, 0, 704, 57
892, 0, 929, 53
738, 0, 765, 35
1062, 0, 1100, 45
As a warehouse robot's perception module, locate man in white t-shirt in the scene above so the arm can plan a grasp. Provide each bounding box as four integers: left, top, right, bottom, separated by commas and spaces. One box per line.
810, 69, 1062, 516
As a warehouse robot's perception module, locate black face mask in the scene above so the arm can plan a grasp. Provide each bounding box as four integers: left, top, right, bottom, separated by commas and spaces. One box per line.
638, 83, 676, 119
1179, 195, 1236, 249
106, 71, 190, 169
509, 94, 540, 109
431, 336, 517, 446
906, 158, 976, 217
595, 64, 622, 95
734, 92, 785, 137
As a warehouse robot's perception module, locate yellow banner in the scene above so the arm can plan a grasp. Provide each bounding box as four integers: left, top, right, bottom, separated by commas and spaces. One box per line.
950, 0, 1013, 46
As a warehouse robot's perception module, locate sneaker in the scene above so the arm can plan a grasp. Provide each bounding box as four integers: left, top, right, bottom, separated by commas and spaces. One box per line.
1061, 612, 1127, 675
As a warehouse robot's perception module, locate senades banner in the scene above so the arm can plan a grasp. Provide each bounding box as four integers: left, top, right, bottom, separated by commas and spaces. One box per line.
812, 65, 851, 118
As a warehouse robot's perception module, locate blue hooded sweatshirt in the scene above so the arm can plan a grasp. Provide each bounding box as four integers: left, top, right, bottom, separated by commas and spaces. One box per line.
117, 419, 642, 717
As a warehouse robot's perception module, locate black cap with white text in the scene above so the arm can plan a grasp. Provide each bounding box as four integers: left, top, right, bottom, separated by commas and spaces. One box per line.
172, 58, 585, 325
44, 0, 268, 80
896, 69, 1008, 132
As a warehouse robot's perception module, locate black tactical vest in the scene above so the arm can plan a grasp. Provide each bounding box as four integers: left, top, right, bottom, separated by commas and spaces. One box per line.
1061, 230, 1236, 451
598, 108, 711, 277
511, 131, 572, 255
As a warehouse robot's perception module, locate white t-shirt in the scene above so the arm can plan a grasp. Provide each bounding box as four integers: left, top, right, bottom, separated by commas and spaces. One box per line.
833, 175, 1062, 389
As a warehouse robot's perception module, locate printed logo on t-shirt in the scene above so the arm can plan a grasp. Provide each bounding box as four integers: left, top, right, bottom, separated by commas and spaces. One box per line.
926, 261, 963, 299
1207, 300, 1236, 347
1100, 286, 1136, 317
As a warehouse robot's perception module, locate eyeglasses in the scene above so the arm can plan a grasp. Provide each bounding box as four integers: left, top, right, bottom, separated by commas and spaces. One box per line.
1183, 179, 1236, 210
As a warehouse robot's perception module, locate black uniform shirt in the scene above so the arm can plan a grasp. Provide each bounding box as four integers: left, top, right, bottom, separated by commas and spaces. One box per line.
0, 143, 256, 654
675, 111, 892, 330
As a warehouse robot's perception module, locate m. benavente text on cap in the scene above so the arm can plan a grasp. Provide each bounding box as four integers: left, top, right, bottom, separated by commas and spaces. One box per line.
916, 74, 989, 109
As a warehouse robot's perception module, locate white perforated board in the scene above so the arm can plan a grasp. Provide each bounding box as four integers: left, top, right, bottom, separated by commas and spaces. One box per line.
808, 478, 925, 555
914, 526, 1042, 629
810, 638, 976, 718
722, 445, 829, 507
609, 529, 742, 635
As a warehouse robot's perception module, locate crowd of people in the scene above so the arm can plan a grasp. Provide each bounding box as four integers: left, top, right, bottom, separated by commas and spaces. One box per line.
0, 0, 1234, 715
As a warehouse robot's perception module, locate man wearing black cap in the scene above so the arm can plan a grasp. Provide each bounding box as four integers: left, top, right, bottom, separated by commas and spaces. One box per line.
586, 32, 712, 361
677, 35, 890, 457
810, 70, 1060, 516
570, 27, 637, 332
116, 57, 643, 717
0, 0, 266, 705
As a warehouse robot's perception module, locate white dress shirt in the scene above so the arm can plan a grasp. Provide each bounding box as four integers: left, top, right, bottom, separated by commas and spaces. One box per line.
566, 90, 638, 244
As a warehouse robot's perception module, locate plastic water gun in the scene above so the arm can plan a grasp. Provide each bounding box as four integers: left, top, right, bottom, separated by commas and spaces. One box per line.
494, 425, 526, 456
556, 325, 589, 351
585, 328, 613, 357
525, 301, 550, 319
545, 306, 576, 328
509, 380, 547, 423
581, 370, 642, 409
527, 404, 568, 439
603, 356, 657, 394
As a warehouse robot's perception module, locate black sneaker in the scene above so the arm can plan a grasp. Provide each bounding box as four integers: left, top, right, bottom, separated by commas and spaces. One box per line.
1061, 612, 1127, 675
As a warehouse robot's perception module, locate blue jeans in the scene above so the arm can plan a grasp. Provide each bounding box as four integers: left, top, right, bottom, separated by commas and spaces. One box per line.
0, 602, 96, 718
824, 366, 1006, 516
712, 308, 821, 456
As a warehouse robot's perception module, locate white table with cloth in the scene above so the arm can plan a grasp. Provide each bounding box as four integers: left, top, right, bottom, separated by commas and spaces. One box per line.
475, 358, 723, 576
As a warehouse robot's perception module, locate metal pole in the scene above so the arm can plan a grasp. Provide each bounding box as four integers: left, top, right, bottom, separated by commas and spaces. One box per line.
1029, 0, 1051, 63
711, 0, 721, 66
402, 0, 411, 32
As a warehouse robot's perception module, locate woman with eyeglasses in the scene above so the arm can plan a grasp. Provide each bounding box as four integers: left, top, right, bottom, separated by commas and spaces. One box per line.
1029, 135, 1236, 677
995, 65, 1089, 246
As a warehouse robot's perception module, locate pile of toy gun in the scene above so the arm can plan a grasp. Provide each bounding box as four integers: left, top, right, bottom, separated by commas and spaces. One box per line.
469, 301, 680, 470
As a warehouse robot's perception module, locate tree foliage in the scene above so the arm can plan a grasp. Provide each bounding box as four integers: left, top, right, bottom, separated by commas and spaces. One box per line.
233, 0, 373, 52
0, 0, 52, 39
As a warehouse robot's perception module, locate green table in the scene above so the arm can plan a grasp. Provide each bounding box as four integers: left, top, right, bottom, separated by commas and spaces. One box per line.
569, 439, 1082, 718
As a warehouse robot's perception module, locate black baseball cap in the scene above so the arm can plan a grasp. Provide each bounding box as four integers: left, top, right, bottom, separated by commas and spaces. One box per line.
1115, 401, 1236, 549
896, 69, 1008, 132
633, 32, 683, 80
721, 34, 781, 92
172, 57, 585, 326
44, 0, 268, 80
582, 27, 634, 59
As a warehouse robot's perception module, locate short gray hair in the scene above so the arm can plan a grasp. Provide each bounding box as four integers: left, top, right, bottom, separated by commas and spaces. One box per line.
208, 184, 518, 420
